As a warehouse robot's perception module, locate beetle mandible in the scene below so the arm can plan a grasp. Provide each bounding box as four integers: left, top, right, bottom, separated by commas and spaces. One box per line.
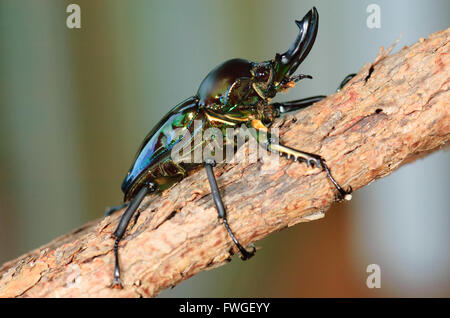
107, 7, 353, 288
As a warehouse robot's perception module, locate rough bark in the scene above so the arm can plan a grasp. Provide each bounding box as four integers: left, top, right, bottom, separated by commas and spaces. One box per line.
0, 28, 448, 298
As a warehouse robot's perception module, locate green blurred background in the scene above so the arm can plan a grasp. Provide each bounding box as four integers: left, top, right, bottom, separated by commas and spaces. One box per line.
0, 0, 448, 297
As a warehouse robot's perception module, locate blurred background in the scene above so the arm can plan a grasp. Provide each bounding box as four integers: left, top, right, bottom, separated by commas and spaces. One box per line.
0, 0, 448, 297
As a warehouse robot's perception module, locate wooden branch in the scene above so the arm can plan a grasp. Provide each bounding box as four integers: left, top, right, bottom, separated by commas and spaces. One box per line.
1, 28, 448, 298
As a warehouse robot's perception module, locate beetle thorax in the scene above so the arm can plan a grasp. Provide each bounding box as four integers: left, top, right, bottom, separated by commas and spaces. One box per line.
197, 58, 278, 111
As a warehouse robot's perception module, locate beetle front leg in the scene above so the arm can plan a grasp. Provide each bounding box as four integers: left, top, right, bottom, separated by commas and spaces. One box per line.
271, 73, 357, 116
268, 143, 352, 201
250, 119, 352, 201
204, 158, 256, 260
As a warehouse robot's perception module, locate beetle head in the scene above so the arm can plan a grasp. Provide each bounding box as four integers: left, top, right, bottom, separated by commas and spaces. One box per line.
272, 7, 318, 87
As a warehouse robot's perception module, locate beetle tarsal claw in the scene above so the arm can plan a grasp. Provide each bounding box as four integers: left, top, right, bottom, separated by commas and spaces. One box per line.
110, 278, 123, 289
239, 245, 256, 261
335, 185, 353, 202
343, 185, 353, 201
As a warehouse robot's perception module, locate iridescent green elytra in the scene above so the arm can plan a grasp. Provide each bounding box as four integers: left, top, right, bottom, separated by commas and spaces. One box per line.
111, 7, 352, 288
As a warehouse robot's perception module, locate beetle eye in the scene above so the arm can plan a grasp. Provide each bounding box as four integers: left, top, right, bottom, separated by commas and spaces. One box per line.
252, 63, 273, 87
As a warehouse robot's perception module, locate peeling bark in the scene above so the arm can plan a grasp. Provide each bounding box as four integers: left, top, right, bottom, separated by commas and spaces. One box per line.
0, 28, 448, 298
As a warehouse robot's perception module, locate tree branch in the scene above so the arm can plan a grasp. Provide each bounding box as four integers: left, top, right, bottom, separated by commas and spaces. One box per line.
0, 28, 448, 298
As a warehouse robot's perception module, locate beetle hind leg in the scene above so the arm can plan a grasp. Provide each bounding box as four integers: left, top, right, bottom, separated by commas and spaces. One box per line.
204, 158, 256, 260
110, 181, 157, 288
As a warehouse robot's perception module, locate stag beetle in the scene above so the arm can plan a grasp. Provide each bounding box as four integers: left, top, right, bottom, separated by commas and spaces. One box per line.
107, 7, 353, 288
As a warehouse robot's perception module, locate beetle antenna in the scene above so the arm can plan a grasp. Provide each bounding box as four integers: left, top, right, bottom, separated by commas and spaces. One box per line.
282, 74, 313, 85
290, 73, 313, 82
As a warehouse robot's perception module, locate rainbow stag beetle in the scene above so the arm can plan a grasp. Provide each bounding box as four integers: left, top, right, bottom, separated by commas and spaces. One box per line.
107, 7, 353, 288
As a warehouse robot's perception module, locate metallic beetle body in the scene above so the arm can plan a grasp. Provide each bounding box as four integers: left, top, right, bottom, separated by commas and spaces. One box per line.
110, 7, 353, 288
122, 56, 281, 201
122, 7, 319, 201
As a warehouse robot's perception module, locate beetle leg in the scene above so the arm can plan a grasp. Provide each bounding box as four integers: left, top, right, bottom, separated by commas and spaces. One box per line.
271, 95, 326, 115
271, 73, 357, 115
104, 202, 130, 217
110, 181, 157, 288
337, 73, 357, 92
204, 158, 256, 260
268, 143, 352, 201
249, 119, 352, 201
